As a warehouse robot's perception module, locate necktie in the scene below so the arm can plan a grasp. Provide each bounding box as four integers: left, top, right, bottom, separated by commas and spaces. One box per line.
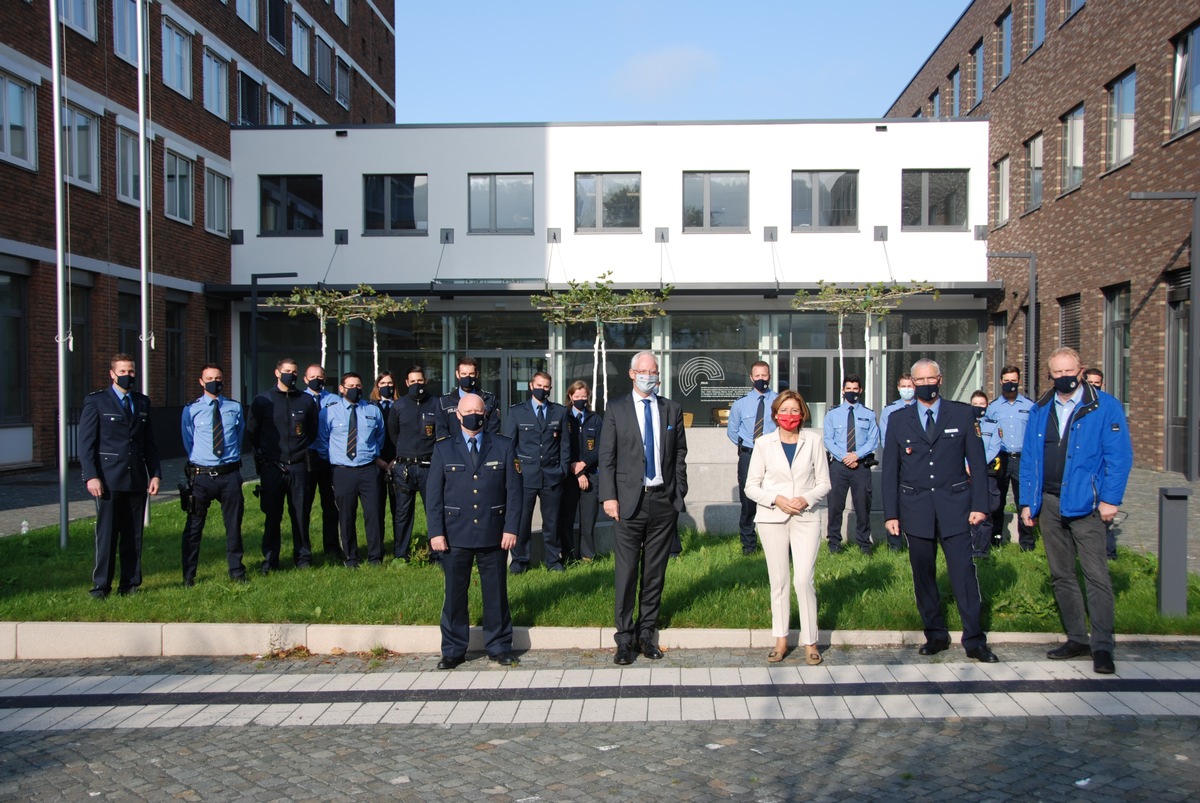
537, 403, 545, 425
846, 407, 857, 453
122, 394, 132, 422
346, 405, 358, 460
643, 398, 656, 481
469, 436, 480, 470
926, 409, 935, 432
753, 395, 765, 440
212, 399, 225, 458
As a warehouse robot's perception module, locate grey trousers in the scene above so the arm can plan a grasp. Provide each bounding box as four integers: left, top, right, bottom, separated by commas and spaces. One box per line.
1039, 493, 1115, 653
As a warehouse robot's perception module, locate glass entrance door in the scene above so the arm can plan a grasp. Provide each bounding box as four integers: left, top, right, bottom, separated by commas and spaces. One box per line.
477, 352, 550, 413
787, 354, 866, 429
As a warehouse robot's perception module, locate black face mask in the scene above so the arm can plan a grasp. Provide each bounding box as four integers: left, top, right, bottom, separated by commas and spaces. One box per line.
204, 380, 223, 397
572, 399, 588, 411
379, 385, 394, 399
973, 406, 986, 419
306, 378, 324, 393
531, 387, 549, 402
915, 384, 940, 402
115, 374, 135, 391
460, 413, 485, 432
408, 383, 426, 399
1001, 381, 1019, 395
279, 372, 298, 389
843, 391, 860, 406
1053, 375, 1080, 395
752, 379, 770, 393
344, 387, 362, 404
458, 375, 477, 392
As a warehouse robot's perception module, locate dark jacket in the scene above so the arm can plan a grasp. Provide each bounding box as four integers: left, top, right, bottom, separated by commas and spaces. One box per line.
502, 399, 570, 490
568, 408, 603, 478
598, 393, 688, 519
425, 431, 523, 548
78, 388, 162, 493
247, 385, 318, 463
434, 389, 501, 438
386, 393, 440, 459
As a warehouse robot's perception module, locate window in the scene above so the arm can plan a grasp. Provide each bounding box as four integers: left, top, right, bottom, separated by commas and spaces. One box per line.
206, 169, 230, 237
364, 174, 429, 234
238, 72, 261, 125
1065, 0, 1085, 18
991, 312, 1008, 392
292, 17, 310, 74
913, 107, 924, 118
161, 19, 191, 98
994, 157, 1010, 225
62, 103, 99, 190
165, 151, 192, 224
0, 72, 36, 170
267, 0, 285, 50
118, 293, 139, 356
60, 0, 96, 39
468, 173, 533, 233
113, 0, 140, 64
930, 90, 941, 118
1107, 70, 1136, 167
1029, 0, 1046, 52
203, 49, 228, 120
900, 170, 968, 231
682, 171, 749, 231
236, 0, 257, 30
335, 57, 351, 109
791, 171, 857, 230
293, 112, 311, 126
315, 37, 333, 92
997, 9, 1012, 82
950, 68, 961, 117
334, 0, 349, 24
1061, 104, 1084, 191
1171, 21, 1200, 133
575, 173, 641, 231
0, 274, 28, 424
1059, 294, 1081, 351
116, 127, 147, 205
267, 94, 287, 125
971, 41, 985, 106
1104, 283, 1130, 405
260, 175, 323, 235
1026, 133, 1043, 209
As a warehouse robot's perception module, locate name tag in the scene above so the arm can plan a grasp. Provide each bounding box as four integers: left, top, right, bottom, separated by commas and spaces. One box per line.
945, 428, 959, 434
485, 461, 500, 467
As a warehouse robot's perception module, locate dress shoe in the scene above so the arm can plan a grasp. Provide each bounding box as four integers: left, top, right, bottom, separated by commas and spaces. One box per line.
918, 639, 950, 656
641, 643, 664, 660
1092, 650, 1115, 674
117, 587, 138, 597
859, 546, 873, 556
509, 564, 526, 575
183, 578, 196, 588
436, 655, 466, 671
488, 652, 519, 667
89, 589, 109, 600
231, 575, 249, 584
1047, 640, 1091, 660
547, 564, 565, 572
827, 543, 844, 555
613, 644, 634, 665
742, 546, 760, 556
966, 645, 1000, 663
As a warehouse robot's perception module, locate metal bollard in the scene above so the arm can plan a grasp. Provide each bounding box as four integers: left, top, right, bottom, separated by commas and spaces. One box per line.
1157, 487, 1192, 617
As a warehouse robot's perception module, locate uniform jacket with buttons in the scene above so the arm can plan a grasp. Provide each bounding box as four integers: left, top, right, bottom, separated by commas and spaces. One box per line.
502, 399, 570, 490
434, 389, 501, 439
425, 432, 523, 548
247, 386, 318, 463
567, 408, 603, 478
78, 388, 162, 493
386, 393, 440, 460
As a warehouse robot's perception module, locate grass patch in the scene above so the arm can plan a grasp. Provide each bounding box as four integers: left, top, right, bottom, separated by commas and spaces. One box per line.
2, 484, 1199, 634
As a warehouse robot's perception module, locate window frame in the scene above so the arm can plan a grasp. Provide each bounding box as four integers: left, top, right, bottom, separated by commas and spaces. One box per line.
267, 94, 288, 126
994, 156, 1010, 226
0, 71, 37, 171
681, 170, 750, 233
238, 72, 261, 126
164, 150, 193, 225
236, 0, 258, 31
1171, 21, 1200, 135
949, 68, 961, 117
202, 48, 228, 121
205, 168, 230, 238
335, 57, 351, 109
292, 16, 311, 75
1107, 69, 1136, 168
363, 174, 430, 236
1025, 133, 1043, 210
161, 18, 192, 99
60, 0, 97, 41
0, 272, 29, 424
115, 126, 149, 207
971, 40, 985, 107
1103, 282, 1130, 406
930, 89, 941, 118
259, 174, 324, 237
900, 169, 970, 232
112, 0, 142, 67
790, 170, 859, 232
1060, 103, 1084, 192
574, 172, 642, 233
266, 0, 286, 52
467, 173, 534, 235
62, 102, 100, 192
1029, 0, 1046, 53
334, 0, 349, 25
315, 36, 333, 92
996, 8, 1012, 84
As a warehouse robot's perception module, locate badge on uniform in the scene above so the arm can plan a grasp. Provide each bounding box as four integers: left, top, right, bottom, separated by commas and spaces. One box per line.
424, 424, 434, 437
998, 426, 1004, 439
514, 458, 521, 474
974, 422, 982, 437
586, 438, 595, 451
905, 447, 913, 454
295, 423, 304, 436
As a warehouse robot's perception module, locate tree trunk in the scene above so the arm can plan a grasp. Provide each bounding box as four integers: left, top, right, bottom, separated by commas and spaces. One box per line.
592, 321, 601, 406
836, 313, 846, 390
319, 313, 328, 368
371, 320, 380, 380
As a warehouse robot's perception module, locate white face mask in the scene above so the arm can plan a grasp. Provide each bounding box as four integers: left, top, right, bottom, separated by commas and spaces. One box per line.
898, 387, 915, 401
634, 373, 658, 394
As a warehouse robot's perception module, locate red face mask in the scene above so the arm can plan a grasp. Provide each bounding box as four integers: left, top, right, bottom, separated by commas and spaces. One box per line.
776, 414, 803, 431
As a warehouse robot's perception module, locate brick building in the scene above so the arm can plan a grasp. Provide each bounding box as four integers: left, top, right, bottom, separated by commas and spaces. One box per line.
887, 0, 1199, 473
0, 0, 395, 467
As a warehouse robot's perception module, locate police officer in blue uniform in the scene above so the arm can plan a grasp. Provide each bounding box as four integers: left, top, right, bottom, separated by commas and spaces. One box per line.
302, 364, 343, 562
503, 371, 571, 573
822, 374, 880, 554
434, 356, 501, 439
426, 391, 523, 669
559, 380, 603, 563
317, 372, 386, 567
986, 365, 1036, 550
882, 358, 998, 663
386, 366, 440, 561
247, 357, 318, 573
180, 364, 246, 585
79, 353, 162, 598
879, 373, 916, 447
726, 361, 777, 555
968, 391, 1003, 559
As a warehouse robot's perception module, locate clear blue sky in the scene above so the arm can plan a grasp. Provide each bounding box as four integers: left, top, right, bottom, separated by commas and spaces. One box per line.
394, 1, 969, 124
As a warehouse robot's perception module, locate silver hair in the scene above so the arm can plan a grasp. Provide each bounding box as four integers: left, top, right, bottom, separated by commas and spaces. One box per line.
910, 358, 942, 376
629, 350, 659, 371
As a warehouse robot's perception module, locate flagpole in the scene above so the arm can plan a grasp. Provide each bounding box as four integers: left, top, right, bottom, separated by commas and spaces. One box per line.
49, 0, 70, 549
136, 0, 150, 393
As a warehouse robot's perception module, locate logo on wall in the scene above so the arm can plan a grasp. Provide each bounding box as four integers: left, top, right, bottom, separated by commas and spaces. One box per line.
677, 356, 726, 395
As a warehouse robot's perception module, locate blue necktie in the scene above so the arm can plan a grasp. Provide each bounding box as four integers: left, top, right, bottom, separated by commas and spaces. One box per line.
122, 394, 132, 422
469, 436, 480, 470
643, 398, 656, 481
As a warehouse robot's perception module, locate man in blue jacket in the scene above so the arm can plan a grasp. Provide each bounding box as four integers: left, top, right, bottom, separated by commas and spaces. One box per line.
1020, 348, 1132, 675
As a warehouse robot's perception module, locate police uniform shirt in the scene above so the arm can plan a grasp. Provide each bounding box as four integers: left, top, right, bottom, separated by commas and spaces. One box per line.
182, 395, 244, 466
726, 389, 778, 446
823, 401, 881, 460
319, 399, 384, 467
879, 398, 914, 446
985, 394, 1034, 454
976, 414, 1003, 464
306, 389, 340, 458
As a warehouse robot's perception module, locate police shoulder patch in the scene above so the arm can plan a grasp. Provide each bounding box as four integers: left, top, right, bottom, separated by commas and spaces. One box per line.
514, 458, 521, 474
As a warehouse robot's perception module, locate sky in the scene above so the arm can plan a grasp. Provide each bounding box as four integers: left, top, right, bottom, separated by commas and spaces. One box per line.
394, 0, 970, 124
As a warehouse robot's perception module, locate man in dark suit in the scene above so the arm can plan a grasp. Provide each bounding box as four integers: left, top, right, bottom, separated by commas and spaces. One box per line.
426, 392, 523, 669
78, 353, 162, 598
560, 380, 603, 563
598, 351, 688, 665
434, 356, 501, 438
503, 371, 570, 573
882, 358, 998, 663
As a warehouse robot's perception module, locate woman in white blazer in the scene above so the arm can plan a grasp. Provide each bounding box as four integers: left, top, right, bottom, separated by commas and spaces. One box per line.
744, 389, 831, 664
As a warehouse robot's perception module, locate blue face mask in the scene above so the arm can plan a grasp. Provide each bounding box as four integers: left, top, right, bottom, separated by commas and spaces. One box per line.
898, 387, 915, 401
634, 373, 658, 394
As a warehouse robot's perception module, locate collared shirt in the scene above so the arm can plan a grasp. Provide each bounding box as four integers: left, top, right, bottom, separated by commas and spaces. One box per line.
985, 394, 1035, 453
879, 397, 915, 445
306, 388, 340, 458
182, 395, 244, 466
530, 398, 547, 418
633, 391, 663, 487
461, 429, 484, 450
918, 398, 942, 430
111, 384, 131, 406
977, 415, 1003, 463
318, 399, 384, 467
1053, 385, 1084, 438
822, 401, 880, 460
726, 389, 778, 446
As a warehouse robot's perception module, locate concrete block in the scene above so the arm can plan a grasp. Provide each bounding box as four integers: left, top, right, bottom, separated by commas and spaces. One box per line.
989, 631, 1060, 644
828, 629, 908, 646
520, 627, 606, 650
162, 623, 305, 656
17, 622, 162, 659
0, 622, 15, 660
305, 625, 441, 655
662, 628, 751, 649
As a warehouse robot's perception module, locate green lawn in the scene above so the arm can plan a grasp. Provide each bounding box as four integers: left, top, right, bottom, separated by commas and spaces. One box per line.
1, 485, 1198, 635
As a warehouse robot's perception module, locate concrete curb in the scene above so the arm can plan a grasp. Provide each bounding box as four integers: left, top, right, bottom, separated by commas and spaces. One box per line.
2, 622, 1198, 660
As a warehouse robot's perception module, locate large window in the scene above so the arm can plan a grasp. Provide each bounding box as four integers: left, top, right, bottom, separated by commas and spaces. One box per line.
116, 127, 146, 205
1104, 283, 1130, 405
1107, 70, 1136, 167
165, 302, 187, 407
1061, 104, 1084, 191
292, 16, 310, 74
118, 293, 139, 355
334, 0, 349, 24
161, 19, 191, 98
236, 0, 257, 30
238, 72, 261, 125
203, 49, 228, 120
267, 94, 287, 125
884, 314, 985, 403
113, 0, 139, 64
260, 175, 323, 235
468, 173, 533, 233
1026, 133, 1043, 210
900, 170, 968, 231
994, 157, 1010, 225
1058, 294, 1081, 351
335, 57, 351, 109
950, 68, 961, 117
971, 40, 985, 107
0, 72, 36, 170
930, 90, 941, 118
1171, 21, 1199, 134
1065, 0, 1085, 18
165, 151, 192, 224
62, 103, 99, 190
682, 171, 749, 231
1029, 0, 1046, 53
0, 274, 27, 424
315, 37, 333, 92
997, 9, 1012, 83
575, 173, 640, 231
205, 169, 230, 237
267, 0, 285, 50
60, 0, 96, 39
791, 171, 857, 231
364, 174, 429, 234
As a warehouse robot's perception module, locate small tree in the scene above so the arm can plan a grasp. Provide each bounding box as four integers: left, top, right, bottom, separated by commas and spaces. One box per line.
532, 272, 671, 407
336, 284, 427, 379
265, 286, 349, 368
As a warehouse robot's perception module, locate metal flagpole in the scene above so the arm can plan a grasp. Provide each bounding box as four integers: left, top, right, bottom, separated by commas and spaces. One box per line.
136, 0, 150, 392
49, 0, 69, 549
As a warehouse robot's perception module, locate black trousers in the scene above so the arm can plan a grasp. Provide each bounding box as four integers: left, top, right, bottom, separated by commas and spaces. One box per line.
969, 475, 1003, 556
440, 543, 512, 659
559, 477, 599, 561
513, 482, 564, 570
827, 460, 873, 549
391, 463, 429, 559
377, 467, 397, 555
91, 489, 147, 594
613, 487, 677, 649
333, 464, 383, 566
304, 453, 343, 560
907, 523, 986, 650
181, 470, 246, 581
736, 449, 760, 550
994, 452, 1035, 549
259, 461, 311, 569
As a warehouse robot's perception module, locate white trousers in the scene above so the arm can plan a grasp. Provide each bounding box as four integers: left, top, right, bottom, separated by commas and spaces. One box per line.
759, 513, 823, 643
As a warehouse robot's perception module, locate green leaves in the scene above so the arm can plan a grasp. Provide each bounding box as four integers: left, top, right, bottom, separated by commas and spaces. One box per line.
531, 271, 672, 326
790, 279, 939, 316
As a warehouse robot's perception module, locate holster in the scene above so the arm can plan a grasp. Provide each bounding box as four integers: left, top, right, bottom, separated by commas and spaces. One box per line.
177, 480, 196, 514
